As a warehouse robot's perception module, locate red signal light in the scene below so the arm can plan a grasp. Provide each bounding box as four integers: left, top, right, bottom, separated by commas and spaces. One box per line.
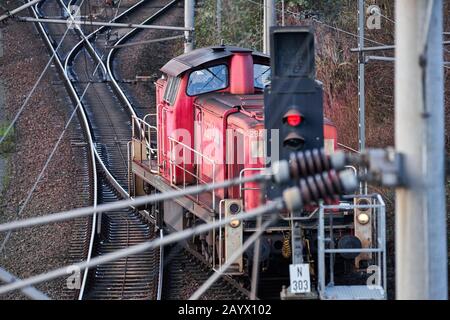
286, 114, 302, 126
283, 110, 303, 127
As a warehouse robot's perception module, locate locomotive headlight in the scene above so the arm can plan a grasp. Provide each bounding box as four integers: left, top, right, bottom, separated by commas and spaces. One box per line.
228, 203, 241, 228
357, 212, 370, 225
230, 219, 241, 228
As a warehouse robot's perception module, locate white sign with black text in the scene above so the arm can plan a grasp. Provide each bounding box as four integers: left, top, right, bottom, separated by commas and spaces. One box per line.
289, 264, 311, 294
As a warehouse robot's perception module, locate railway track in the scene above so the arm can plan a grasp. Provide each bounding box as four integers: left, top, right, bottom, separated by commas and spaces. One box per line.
34, 0, 159, 300
162, 245, 250, 300
31, 0, 252, 300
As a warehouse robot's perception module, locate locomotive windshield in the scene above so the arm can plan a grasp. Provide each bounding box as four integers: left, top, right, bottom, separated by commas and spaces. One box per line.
187, 64, 228, 96
254, 64, 271, 89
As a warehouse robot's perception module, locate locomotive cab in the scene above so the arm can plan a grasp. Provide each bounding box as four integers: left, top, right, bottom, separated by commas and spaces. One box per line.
155, 46, 271, 199
154, 46, 338, 212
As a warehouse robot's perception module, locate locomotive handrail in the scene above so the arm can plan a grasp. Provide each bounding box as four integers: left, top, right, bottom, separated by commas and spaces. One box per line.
168, 136, 217, 212
238, 167, 265, 200
131, 116, 159, 174
317, 193, 387, 299
142, 113, 158, 154
132, 116, 158, 151
143, 113, 157, 124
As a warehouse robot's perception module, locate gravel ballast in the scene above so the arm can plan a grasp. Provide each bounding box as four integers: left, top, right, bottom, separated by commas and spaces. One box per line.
0, 1, 90, 300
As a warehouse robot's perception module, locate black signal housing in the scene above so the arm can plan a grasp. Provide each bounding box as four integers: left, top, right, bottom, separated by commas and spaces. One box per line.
264, 26, 325, 200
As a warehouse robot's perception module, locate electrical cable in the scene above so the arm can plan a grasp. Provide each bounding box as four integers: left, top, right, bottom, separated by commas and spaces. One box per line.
0, 200, 283, 296
244, 0, 386, 46
0, 5, 81, 145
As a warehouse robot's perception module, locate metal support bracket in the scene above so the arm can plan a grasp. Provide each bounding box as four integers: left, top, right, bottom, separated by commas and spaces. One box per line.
358, 148, 406, 187
280, 217, 318, 300
291, 221, 303, 265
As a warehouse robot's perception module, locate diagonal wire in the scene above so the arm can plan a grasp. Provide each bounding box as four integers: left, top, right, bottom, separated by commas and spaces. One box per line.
189, 214, 278, 300
243, 0, 386, 46
0, 173, 267, 233
250, 214, 262, 300
0, 267, 50, 300
0, 52, 106, 254
0, 200, 282, 296
0, 24, 72, 145
0, 0, 90, 145
379, 12, 395, 24
0, 0, 88, 251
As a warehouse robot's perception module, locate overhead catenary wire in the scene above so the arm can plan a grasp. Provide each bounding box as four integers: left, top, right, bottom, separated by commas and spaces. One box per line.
0, 0, 91, 252
16, 16, 193, 32
0, 267, 50, 300
0, 22, 73, 145
189, 214, 278, 300
0, 53, 105, 254
0, 173, 268, 233
0, 200, 283, 296
378, 12, 396, 25
105, 34, 185, 49
243, 0, 386, 46
0, 0, 43, 22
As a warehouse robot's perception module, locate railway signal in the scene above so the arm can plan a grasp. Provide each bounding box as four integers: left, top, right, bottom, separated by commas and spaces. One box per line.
264, 26, 324, 199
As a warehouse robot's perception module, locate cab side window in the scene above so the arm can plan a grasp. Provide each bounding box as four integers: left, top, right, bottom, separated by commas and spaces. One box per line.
187, 64, 228, 96
164, 76, 181, 105
254, 64, 271, 89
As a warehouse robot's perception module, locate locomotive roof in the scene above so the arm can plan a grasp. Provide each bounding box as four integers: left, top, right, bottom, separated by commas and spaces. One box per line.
160, 45, 269, 77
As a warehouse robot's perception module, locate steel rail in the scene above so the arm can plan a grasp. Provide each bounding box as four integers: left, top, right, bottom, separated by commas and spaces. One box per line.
103, 0, 187, 300
61, 0, 129, 198
61, 0, 159, 198
106, 0, 180, 124
29, 0, 99, 301
57, 0, 170, 299
0, 200, 283, 296
189, 215, 278, 300
0, 174, 268, 233
50, 0, 149, 298
156, 229, 164, 300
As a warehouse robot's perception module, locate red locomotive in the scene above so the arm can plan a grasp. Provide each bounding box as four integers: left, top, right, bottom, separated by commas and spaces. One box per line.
155, 46, 338, 211
129, 41, 386, 299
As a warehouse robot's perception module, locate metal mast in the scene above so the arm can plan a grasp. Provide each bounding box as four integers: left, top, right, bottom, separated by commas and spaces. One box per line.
395, 0, 447, 299
263, 0, 276, 54
357, 0, 367, 194
184, 0, 195, 52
